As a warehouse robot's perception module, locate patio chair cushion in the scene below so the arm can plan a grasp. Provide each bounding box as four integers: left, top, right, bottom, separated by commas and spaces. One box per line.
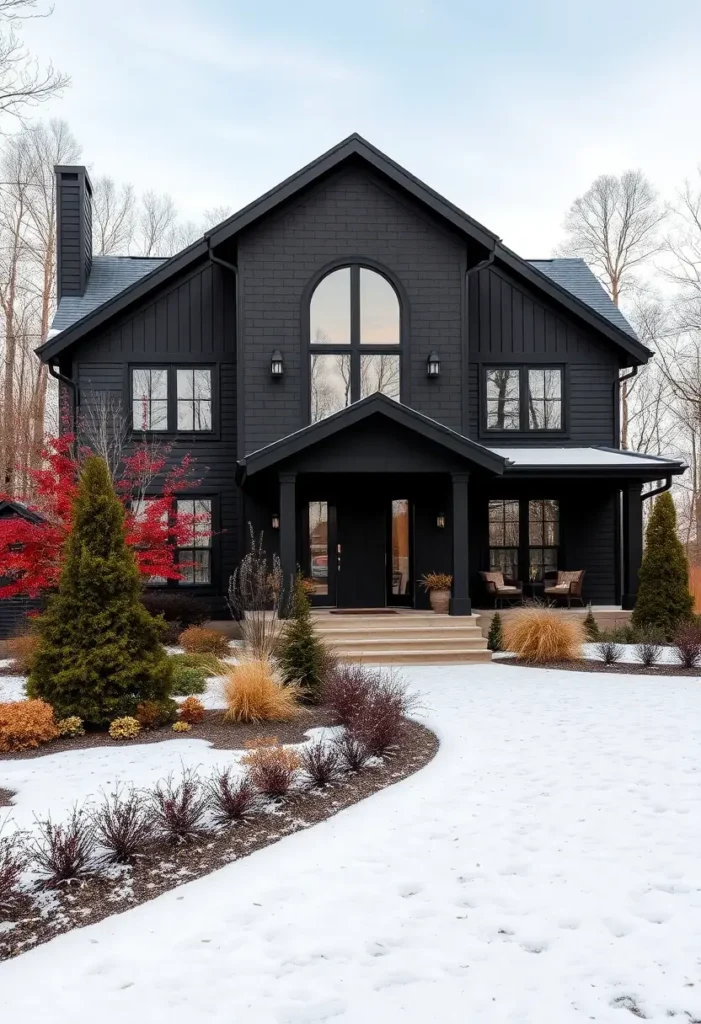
483, 571, 505, 589
495, 585, 520, 594
545, 584, 570, 593
557, 570, 582, 585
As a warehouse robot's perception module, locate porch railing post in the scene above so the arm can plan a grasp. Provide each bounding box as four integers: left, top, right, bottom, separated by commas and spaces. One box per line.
279, 471, 297, 614
450, 471, 471, 616
621, 482, 643, 610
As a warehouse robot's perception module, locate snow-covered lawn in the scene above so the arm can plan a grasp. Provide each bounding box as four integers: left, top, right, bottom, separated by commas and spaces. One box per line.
2, 663, 701, 1023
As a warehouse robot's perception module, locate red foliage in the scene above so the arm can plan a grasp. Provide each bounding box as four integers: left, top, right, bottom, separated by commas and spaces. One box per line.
0, 432, 210, 600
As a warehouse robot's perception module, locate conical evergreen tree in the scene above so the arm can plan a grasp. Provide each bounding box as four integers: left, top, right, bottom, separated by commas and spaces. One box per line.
277, 574, 327, 704
28, 456, 174, 726
583, 605, 600, 641
487, 612, 504, 652
631, 491, 693, 640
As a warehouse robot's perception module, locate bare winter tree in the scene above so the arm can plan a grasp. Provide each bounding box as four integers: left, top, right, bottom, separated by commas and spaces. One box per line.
136, 190, 179, 257
556, 170, 666, 447
0, 1, 68, 125
91, 175, 135, 256
665, 168, 701, 336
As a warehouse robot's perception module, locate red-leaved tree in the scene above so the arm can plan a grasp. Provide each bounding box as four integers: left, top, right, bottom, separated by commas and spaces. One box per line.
0, 431, 210, 599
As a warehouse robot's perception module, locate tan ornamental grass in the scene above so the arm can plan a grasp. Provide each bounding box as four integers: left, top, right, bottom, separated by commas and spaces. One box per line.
221, 656, 306, 724
502, 608, 585, 664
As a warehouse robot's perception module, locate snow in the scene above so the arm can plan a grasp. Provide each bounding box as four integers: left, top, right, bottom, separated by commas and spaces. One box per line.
0, 675, 26, 702
583, 642, 682, 665
2, 662, 701, 1022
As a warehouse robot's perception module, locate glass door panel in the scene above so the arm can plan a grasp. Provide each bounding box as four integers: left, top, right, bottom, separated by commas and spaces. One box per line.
308, 501, 329, 599
388, 499, 412, 605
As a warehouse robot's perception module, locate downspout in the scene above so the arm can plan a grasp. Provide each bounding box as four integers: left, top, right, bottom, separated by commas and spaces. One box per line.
641, 475, 672, 502
48, 361, 77, 438
466, 247, 496, 280
615, 365, 638, 449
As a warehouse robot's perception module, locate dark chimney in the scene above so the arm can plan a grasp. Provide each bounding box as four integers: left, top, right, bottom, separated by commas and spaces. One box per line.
55, 165, 93, 299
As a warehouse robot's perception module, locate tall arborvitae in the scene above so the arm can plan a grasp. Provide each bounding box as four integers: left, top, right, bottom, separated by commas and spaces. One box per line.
277, 574, 328, 704
28, 456, 174, 726
631, 491, 693, 640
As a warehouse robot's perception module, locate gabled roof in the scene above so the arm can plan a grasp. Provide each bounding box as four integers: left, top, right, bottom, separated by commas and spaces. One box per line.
0, 499, 46, 523
51, 256, 167, 335
236, 393, 508, 482
37, 133, 649, 366
527, 259, 637, 339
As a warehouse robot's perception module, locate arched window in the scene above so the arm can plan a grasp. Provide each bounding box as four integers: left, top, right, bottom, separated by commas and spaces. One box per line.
309, 265, 401, 423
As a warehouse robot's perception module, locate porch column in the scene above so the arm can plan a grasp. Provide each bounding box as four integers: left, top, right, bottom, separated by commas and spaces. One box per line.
621, 482, 643, 610
450, 471, 471, 616
279, 471, 297, 614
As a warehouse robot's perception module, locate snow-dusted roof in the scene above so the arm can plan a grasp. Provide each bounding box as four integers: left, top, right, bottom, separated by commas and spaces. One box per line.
491, 447, 684, 472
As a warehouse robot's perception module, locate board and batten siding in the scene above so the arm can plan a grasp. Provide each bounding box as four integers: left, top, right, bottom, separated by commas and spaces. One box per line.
467, 264, 619, 447
68, 259, 238, 614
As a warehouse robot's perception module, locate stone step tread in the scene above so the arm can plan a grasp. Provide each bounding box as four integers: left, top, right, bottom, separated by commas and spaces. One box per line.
325, 637, 488, 648
341, 651, 493, 664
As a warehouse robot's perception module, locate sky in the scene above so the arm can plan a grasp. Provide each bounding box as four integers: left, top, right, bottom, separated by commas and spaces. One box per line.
20, 0, 701, 258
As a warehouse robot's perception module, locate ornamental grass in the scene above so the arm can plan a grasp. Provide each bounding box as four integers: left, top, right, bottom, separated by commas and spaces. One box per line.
221, 656, 305, 724
502, 608, 584, 664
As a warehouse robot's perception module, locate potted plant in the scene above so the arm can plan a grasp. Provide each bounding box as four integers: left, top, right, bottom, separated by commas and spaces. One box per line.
420, 572, 453, 614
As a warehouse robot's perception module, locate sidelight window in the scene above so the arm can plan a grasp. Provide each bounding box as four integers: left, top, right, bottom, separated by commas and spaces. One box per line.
309, 265, 401, 422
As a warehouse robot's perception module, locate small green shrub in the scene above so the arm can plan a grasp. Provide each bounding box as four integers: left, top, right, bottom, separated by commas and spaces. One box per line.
583, 605, 600, 641
277, 574, 328, 703
109, 716, 141, 741
487, 612, 503, 652
170, 662, 209, 696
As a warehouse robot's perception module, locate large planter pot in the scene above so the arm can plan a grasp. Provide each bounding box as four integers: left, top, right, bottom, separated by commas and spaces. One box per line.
429, 589, 450, 614
243, 609, 279, 621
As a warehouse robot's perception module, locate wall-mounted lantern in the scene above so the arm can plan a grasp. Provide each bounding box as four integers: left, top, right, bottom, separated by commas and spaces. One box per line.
271, 350, 284, 377
436, 513, 446, 529
271, 513, 280, 530
426, 351, 441, 378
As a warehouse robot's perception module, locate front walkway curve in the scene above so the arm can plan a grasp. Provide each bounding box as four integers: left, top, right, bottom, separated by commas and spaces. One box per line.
2, 664, 700, 1024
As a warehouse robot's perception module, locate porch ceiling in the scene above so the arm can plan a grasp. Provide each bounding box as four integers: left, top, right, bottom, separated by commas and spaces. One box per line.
236, 394, 508, 483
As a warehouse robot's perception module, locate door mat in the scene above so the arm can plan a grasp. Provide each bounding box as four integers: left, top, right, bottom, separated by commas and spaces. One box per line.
329, 608, 398, 615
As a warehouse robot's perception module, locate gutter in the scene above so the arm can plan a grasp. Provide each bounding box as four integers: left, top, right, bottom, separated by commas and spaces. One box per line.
642, 476, 673, 501
48, 361, 77, 437
466, 247, 496, 279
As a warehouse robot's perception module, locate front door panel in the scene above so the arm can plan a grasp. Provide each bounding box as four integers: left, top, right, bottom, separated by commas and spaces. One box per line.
337, 501, 386, 608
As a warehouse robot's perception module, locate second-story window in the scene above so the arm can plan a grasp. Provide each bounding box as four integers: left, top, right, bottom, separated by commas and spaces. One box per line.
484, 366, 563, 432
309, 265, 401, 423
131, 366, 213, 433
132, 368, 168, 431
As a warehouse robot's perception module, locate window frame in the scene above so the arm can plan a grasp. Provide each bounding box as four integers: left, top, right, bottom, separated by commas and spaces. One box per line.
486, 496, 562, 587
127, 361, 219, 439
133, 492, 219, 591
303, 260, 408, 423
479, 362, 567, 438
527, 498, 560, 583
175, 496, 214, 588
487, 498, 520, 581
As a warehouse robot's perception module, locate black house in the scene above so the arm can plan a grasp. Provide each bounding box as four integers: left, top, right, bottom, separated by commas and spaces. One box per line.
37, 137, 685, 616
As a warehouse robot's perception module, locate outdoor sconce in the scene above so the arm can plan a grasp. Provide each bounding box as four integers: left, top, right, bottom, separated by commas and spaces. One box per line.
270, 350, 284, 377
436, 513, 446, 529
427, 351, 441, 377
271, 513, 280, 530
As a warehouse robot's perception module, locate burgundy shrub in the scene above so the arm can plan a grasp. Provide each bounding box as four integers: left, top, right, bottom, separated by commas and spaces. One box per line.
92, 785, 154, 863
349, 672, 418, 757
0, 827, 27, 909
150, 767, 211, 844
300, 740, 341, 788
206, 769, 259, 827
31, 807, 97, 888
333, 731, 372, 773
322, 662, 378, 727
673, 622, 701, 669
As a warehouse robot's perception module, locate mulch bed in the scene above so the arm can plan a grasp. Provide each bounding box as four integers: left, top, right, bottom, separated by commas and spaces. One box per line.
0, 708, 336, 761
504, 657, 700, 677
0, 787, 14, 807
0, 718, 438, 961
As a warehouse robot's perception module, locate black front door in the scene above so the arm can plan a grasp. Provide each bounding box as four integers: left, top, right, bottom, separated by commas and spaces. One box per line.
337, 500, 386, 608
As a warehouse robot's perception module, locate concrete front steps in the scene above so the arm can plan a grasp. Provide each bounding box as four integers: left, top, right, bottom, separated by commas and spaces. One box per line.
311, 611, 493, 665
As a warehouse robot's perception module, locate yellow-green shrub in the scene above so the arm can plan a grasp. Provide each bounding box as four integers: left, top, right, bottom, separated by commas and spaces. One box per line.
0, 699, 58, 752
172, 721, 191, 733
56, 715, 84, 738
503, 608, 584, 664
178, 626, 230, 656
108, 716, 141, 741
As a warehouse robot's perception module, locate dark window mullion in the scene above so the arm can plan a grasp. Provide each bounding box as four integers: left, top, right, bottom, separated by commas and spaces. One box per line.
350, 265, 361, 401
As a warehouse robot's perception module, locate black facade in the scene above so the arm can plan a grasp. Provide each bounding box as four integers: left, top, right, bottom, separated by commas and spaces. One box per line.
39, 136, 685, 616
